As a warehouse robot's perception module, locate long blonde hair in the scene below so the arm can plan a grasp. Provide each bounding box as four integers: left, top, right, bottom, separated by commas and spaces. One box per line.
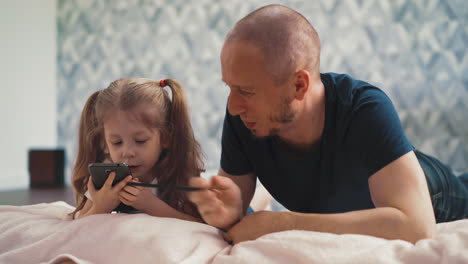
70, 78, 204, 219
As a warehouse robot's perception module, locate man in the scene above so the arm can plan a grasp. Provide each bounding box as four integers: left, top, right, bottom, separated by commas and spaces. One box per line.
188, 4, 468, 244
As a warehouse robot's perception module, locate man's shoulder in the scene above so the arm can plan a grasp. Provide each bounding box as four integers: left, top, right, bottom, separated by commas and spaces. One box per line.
322, 72, 376, 90
322, 72, 388, 105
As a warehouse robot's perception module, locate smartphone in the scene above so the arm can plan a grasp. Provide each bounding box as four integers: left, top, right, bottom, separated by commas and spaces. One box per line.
88, 163, 132, 190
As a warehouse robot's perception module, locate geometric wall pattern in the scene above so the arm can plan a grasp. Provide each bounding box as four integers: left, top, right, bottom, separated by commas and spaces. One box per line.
58, 0, 467, 184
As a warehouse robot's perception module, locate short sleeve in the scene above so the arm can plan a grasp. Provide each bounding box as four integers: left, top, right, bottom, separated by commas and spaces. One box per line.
220, 108, 253, 175
344, 88, 414, 177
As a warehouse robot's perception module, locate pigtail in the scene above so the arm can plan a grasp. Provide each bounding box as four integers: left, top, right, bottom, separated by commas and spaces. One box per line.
69, 91, 104, 219
158, 79, 204, 216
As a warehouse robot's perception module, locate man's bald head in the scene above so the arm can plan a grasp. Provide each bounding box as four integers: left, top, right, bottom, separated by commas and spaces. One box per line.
224, 4, 321, 84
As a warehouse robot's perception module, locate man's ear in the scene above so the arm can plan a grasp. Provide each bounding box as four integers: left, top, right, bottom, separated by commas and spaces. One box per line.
293, 70, 310, 100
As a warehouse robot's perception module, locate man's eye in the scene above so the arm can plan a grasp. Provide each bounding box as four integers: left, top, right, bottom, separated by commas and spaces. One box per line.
240, 90, 254, 96
136, 140, 147, 144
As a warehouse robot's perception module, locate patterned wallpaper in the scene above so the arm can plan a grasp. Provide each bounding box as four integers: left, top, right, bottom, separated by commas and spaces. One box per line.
58, 0, 467, 183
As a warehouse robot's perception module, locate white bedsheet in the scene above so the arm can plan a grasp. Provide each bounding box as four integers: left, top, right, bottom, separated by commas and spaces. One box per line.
0, 202, 467, 264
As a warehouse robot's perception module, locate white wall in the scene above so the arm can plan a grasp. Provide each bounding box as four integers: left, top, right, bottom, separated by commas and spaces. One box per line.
0, 0, 57, 190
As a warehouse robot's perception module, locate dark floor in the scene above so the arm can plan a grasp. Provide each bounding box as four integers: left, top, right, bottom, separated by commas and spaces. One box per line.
0, 186, 75, 206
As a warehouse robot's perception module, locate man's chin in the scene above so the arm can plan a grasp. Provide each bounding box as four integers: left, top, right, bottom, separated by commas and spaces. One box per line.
250, 128, 277, 140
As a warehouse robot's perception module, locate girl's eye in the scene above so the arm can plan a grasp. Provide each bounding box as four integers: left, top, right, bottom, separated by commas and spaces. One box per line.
111, 141, 122, 145
136, 140, 147, 144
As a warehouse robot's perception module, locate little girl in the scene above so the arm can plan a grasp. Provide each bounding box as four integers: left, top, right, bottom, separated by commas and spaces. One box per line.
70, 78, 204, 222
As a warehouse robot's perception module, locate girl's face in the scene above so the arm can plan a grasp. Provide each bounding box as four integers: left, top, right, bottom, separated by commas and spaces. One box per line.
103, 110, 165, 182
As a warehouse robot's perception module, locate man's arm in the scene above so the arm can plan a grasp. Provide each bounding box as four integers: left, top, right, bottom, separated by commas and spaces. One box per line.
227, 151, 436, 244
188, 169, 256, 229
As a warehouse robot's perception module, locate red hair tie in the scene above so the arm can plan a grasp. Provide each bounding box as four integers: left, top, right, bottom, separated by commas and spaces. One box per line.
159, 79, 166, 87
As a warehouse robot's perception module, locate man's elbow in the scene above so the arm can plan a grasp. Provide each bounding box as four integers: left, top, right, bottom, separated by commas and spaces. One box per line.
407, 222, 436, 244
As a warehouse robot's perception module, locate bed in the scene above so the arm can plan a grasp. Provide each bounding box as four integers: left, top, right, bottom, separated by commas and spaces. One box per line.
1, 201, 467, 264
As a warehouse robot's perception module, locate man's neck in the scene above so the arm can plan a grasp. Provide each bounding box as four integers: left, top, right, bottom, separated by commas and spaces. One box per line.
277, 81, 326, 150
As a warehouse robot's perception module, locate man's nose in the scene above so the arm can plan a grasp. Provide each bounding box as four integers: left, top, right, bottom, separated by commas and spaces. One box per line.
227, 93, 247, 116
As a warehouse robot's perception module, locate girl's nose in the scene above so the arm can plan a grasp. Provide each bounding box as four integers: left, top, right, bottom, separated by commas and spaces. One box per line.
122, 144, 136, 159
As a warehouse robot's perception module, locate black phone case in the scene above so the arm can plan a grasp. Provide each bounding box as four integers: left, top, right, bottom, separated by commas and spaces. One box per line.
88, 163, 132, 190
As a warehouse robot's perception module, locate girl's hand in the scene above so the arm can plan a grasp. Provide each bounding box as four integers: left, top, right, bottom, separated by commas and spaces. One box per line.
87, 172, 132, 214
119, 178, 157, 211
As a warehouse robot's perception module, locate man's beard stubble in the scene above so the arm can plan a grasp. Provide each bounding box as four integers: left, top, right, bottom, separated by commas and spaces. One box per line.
251, 96, 296, 138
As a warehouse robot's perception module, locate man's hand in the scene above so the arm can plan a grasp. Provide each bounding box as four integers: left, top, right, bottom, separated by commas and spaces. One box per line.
187, 175, 243, 230
225, 211, 290, 244
119, 178, 157, 211
87, 172, 132, 214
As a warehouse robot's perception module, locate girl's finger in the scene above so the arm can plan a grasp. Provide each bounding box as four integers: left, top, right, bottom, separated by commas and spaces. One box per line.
119, 194, 130, 205
87, 176, 97, 195
113, 175, 133, 191
119, 192, 134, 203
122, 186, 141, 195
104, 172, 116, 188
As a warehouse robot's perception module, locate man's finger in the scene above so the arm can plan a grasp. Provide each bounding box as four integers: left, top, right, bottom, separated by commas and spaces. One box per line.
198, 199, 224, 215
187, 177, 211, 202
211, 175, 235, 191
187, 185, 216, 204
189, 177, 210, 189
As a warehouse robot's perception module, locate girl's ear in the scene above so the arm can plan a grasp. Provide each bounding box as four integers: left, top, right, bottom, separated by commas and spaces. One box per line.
159, 129, 170, 149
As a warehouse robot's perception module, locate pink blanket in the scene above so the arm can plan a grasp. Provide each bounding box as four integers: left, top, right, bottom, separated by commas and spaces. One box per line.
0, 202, 467, 264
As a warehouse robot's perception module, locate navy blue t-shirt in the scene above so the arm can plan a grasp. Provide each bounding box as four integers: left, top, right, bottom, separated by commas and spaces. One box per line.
220, 72, 414, 213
